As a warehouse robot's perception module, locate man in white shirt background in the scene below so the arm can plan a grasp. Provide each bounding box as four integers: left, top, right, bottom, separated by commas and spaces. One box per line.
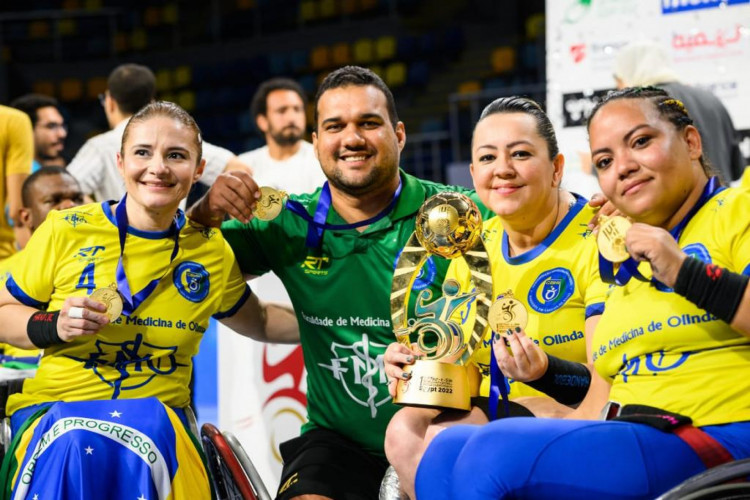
67, 63, 248, 203
238, 77, 325, 194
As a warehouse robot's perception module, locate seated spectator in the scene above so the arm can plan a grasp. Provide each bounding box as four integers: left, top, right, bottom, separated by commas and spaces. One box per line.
14, 167, 84, 249
1, 167, 84, 362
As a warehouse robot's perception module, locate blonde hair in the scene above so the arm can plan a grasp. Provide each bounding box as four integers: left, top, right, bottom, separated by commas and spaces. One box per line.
121, 101, 203, 163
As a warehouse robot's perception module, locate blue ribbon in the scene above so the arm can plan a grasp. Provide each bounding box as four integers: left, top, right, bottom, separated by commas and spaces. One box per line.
488, 335, 511, 420
115, 195, 184, 316
284, 178, 403, 248
599, 176, 724, 288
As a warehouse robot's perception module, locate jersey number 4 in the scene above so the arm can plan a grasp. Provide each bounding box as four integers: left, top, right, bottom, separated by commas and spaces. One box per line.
76, 262, 96, 295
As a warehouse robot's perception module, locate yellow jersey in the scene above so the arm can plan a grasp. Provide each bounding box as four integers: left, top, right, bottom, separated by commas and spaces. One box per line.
450, 196, 607, 398
5, 201, 249, 414
594, 187, 750, 426
0, 251, 40, 359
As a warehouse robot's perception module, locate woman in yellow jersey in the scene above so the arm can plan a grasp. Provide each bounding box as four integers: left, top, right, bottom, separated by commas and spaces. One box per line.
416, 87, 750, 500
383, 97, 608, 499
0, 101, 296, 499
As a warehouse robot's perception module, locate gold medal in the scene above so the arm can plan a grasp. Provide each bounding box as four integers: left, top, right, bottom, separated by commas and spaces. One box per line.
90, 284, 123, 322
488, 290, 528, 335
252, 186, 287, 221
597, 215, 632, 263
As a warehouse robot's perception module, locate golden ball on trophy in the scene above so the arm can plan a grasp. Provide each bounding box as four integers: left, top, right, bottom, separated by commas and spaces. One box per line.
415, 192, 483, 259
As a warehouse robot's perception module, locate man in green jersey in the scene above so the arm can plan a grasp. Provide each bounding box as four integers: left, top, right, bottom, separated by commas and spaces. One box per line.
190, 66, 483, 500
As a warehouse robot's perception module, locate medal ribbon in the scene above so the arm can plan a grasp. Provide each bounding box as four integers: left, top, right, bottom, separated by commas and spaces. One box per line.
489, 338, 511, 420
599, 176, 724, 288
115, 195, 184, 316
284, 178, 403, 248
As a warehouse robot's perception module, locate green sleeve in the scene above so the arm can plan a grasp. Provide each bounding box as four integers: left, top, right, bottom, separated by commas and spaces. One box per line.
220, 217, 273, 276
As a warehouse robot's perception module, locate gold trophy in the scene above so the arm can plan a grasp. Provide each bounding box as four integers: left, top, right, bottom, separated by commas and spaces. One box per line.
390, 192, 493, 411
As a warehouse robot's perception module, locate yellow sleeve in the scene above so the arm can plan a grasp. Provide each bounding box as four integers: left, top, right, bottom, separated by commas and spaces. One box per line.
724, 190, 750, 275
740, 167, 750, 191
582, 239, 608, 318
213, 239, 251, 318
4, 111, 33, 175
6, 217, 57, 307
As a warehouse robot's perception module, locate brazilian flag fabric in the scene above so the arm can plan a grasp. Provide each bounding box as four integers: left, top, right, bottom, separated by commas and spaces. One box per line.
1, 398, 211, 499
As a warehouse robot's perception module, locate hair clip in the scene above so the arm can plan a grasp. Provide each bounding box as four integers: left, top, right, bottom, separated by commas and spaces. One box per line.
661, 98, 687, 113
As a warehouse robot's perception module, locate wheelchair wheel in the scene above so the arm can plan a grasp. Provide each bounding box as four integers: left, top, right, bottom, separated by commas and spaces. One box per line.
224, 432, 272, 500
657, 458, 750, 500
678, 483, 750, 500
201, 423, 258, 500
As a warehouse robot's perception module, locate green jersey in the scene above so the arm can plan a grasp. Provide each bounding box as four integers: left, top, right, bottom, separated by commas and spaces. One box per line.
222, 170, 486, 457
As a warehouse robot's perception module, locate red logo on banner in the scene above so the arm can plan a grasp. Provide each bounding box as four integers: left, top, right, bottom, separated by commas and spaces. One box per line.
570, 43, 586, 63
262, 345, 307, 408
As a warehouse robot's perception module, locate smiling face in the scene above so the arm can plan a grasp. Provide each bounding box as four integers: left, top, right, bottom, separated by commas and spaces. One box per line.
470, 112, 563, 222
589, 98, 704, 227
117, 115, 205, 220
312, 84, 405, 196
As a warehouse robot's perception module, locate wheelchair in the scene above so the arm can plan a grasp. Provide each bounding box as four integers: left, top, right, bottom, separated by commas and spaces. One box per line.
0, 374, 33, 461
201, 423, 272, 500
656, 458, 750, 500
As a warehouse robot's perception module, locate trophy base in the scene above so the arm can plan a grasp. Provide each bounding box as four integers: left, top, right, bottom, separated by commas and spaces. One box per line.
394, 361, 476, 411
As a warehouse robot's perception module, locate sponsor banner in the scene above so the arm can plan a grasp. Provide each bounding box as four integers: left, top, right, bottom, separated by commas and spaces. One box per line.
661, 0, 750, 15
546, 0, 750, 173
561, 89, 613, 127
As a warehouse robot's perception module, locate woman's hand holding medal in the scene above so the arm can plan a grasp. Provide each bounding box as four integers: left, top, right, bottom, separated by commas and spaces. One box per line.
623, 223, 687, 288
492, 327, 549, 383
59, 296, 110, 341
587, 193, 621, 231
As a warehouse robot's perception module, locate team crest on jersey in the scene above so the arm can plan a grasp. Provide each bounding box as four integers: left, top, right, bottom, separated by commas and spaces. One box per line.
64, 212, 87, 228
318, 333, 390, 418
65, 333, 186, 399
528, 268, 575, 314
173, 261, 210, 302
301, 252, 331, 276
682, 243, 711, 263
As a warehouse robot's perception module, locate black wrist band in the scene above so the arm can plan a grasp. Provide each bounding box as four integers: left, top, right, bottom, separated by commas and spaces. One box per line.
526, 354, 591, 405
673, 257, 749, 324
27, 310, 64, 348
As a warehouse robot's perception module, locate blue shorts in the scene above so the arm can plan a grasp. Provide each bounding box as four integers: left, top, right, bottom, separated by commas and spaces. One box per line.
416, 417, 750, 500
